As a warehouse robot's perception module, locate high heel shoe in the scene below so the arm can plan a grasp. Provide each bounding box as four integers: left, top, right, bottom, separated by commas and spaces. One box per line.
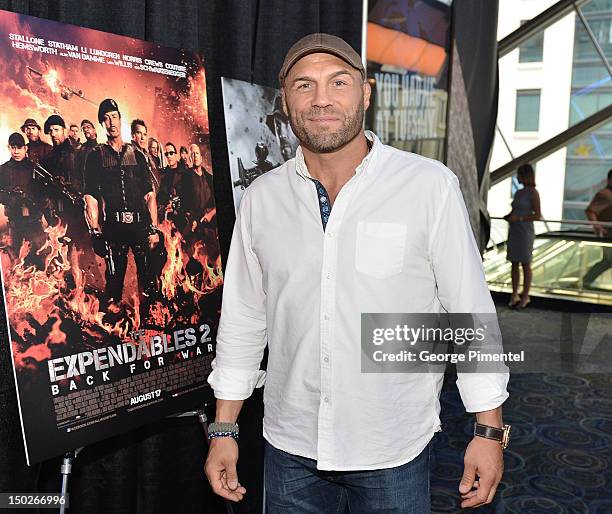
517, 296, 530, 309
508, 293, 520, 308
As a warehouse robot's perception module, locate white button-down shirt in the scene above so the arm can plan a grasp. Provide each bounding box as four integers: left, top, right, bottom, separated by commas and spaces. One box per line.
208, 131, 509, 471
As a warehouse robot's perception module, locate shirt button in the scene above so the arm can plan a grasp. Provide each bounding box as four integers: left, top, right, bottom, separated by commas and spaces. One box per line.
327, 232, 334, 238
324, 397, 329, 403
323, 356, 329, 363
323, 314, 330, 320
326, 273, 332, 279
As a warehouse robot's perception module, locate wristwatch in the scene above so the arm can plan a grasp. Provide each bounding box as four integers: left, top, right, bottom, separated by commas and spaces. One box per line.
474, 422, 511, 449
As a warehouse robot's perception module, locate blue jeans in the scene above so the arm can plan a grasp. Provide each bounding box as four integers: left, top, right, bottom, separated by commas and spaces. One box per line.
264, 441, 431, 513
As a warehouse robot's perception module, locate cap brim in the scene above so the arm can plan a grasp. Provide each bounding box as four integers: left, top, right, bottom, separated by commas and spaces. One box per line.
281, 47, 364, 82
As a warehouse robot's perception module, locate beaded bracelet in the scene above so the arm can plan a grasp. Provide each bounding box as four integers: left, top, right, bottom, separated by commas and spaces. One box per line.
208, 431, 239, 441
208, 421, 239, 441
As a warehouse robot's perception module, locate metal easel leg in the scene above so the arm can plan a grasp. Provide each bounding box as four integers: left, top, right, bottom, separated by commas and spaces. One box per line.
58, 447, 82, 514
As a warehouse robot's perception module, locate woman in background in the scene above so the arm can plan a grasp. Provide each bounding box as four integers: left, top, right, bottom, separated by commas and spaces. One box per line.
504, 164, 542, 309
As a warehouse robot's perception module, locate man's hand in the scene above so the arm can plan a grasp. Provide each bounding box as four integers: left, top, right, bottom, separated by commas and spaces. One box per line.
506, 214, 519, 223
459, 437, 504, 508
204, 437, 246, 502
201, 208, 216, 224
147, 232, 160, 248
593, 224, 605, 237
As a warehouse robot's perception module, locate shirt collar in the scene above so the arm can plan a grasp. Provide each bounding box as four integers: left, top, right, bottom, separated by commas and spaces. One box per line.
295, 130, 379, 180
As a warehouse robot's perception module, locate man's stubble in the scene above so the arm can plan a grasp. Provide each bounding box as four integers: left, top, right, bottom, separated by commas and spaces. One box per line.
289, 99, 364, 154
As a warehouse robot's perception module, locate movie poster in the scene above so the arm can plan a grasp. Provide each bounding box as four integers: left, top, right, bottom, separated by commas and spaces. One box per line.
221, 77, 299, 212
0, 10, 222, 464
365, 0, 452, 160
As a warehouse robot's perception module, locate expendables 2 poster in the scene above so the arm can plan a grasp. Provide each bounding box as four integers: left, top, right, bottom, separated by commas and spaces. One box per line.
0, 10, 222, 464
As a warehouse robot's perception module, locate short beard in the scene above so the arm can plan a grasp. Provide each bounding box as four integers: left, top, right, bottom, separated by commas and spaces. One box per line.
290, 101, 364, 154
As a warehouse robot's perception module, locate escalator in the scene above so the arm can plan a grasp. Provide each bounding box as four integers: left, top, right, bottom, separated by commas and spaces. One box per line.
484, 227, 612, 306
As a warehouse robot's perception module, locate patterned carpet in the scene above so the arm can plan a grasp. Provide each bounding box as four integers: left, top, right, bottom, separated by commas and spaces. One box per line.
431, 372, 611, 513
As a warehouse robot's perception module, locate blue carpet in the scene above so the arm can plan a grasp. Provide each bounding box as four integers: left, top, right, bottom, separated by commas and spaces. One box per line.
431, 373, 612, 513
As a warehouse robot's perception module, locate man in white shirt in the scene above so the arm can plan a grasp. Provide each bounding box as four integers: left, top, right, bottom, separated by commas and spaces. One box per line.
205, 33, 509, 512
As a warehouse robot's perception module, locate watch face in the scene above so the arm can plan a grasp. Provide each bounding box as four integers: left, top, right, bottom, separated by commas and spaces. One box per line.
502, 425, 511, 449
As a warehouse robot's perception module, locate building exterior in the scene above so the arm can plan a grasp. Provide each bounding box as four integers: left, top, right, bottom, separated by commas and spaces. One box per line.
488, 0, 612, 244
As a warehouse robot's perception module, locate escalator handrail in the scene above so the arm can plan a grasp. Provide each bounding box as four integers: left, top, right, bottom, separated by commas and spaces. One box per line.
490, 216, 612, 228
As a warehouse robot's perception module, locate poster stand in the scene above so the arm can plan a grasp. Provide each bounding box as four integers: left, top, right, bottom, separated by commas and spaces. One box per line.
56, 405, 211, 513
58, 447, 82, 514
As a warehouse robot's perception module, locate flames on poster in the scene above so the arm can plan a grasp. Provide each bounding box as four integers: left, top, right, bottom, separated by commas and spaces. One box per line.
0, 10, 222, 464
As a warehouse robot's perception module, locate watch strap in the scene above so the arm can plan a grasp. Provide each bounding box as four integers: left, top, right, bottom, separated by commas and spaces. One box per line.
474, 422, 511, 449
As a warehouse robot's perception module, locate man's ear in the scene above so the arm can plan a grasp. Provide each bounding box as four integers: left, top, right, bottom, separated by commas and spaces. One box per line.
363, 80, 372, 111
281, 88, 289, 117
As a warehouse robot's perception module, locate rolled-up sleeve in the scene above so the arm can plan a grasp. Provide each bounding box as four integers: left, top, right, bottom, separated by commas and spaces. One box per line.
207, 190, 267, 400
428, 171, 509, 413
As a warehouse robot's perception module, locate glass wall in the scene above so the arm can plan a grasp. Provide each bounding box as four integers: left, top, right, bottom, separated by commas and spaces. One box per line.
563, 1, 612, 219
486, 0, 612, 304
489, 0, 612, 231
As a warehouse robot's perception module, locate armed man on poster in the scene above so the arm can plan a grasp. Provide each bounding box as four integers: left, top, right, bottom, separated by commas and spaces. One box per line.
76, 119, 98, 177
0, 132, 45, 265
83, 99, 161, 306
39, 114, 91, 251
130, 118, 162, 197
41, 114, 80, 191
20, 117, 52, 165
266, 95, 296, 161
0, 133, 37, 203
233, 142, 276, 190
157, 141, 183, 212
68, 123, 82, 150
180, 143, 215, 234
80, 119, 98, 152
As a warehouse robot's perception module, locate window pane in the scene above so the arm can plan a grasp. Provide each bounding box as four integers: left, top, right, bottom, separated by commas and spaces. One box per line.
563, 120, 612, 216
582, 0, 612, 15
571, 63, 611, 87
515, 90, 541, 131
574, 17, 612, 60
518, 20, 544, 62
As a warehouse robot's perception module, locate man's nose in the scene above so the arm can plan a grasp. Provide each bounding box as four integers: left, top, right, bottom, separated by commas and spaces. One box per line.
311, 84, 332, 108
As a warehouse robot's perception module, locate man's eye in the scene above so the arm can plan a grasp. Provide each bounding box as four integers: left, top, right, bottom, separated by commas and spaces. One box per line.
334, 80, 347, 86
297, 83, 311, 90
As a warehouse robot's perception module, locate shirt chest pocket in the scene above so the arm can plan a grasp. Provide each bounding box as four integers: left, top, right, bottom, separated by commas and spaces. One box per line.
355, 222, 407, 279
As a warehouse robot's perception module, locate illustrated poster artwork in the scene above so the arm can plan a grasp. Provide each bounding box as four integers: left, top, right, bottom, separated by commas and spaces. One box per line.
221, 77, 299, 212
0, 9, 222, 464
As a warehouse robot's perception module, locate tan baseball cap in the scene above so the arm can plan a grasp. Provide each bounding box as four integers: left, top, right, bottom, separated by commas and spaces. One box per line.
279, 33, 365, 85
